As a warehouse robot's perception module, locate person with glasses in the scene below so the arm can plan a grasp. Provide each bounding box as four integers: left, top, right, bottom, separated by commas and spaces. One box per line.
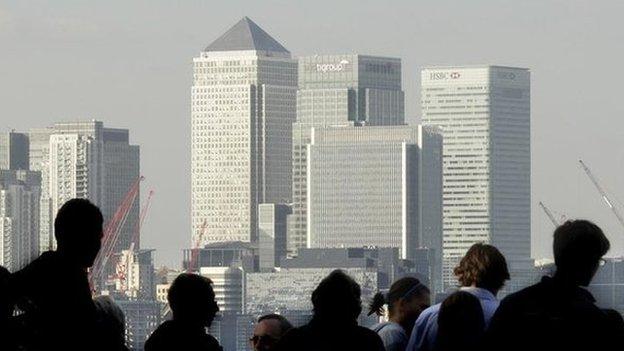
369, 277, 431, 351
249, 314, 293, 351
484, 220, 616, 351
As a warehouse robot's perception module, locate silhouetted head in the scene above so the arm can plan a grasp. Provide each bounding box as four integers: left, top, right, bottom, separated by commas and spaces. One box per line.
168, 273, 219, 327
454, 243, 510, 295
368, 277, 430, 330
94, 296, 127, 351
250, 314, 293, 351
54, 199, 103, 268
553, 220, 610, 286
311, 270, 362, 324
435, 291, 485, 351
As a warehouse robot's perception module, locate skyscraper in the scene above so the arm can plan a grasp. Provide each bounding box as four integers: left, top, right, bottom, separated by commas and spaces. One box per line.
103, 128, 140, 253
421, 66, 531, 287
0, 132, 29, 170
290, 54, 405, 255
0, 169, 40, 271
30, 121, 139, 255
191, 17, 297, 247
306, 125, 442, 267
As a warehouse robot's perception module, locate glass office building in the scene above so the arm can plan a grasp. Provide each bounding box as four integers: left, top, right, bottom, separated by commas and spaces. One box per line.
290, 54, 405, 255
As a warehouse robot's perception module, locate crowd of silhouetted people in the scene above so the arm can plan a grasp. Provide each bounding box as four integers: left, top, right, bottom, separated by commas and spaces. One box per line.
1, 198, 624, 351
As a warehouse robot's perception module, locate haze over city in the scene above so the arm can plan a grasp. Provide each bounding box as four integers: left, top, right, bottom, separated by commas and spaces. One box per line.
1, 0, 623, 267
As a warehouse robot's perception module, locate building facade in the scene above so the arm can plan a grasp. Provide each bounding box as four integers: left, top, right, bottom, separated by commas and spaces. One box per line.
0, 132, 29, 171
191, 17, 297, 247
421, 66, 531, 287
29, 121, 139, 255
0, 170, 41, 271
289, 54, 405, 256
306, 125, 443, 271
258, 203, 290, 271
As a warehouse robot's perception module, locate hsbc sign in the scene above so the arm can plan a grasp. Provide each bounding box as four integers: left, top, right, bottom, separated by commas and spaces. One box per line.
429, 71, 462, 80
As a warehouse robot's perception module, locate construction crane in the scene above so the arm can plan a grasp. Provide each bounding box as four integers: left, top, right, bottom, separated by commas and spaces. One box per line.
579, 159, 624, 230
89, 176, 143, 290
115, 189, 155, 287
129, 189, 155, 251
539, 201, 561, 228
187, 219, 208, 273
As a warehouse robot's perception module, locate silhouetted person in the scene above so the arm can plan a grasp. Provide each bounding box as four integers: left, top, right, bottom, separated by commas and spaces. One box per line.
250, 314, 293, 351
369, 277, 431, 351
275, 269, 385, 351
604, 309, 624, 339
406, 243, 510, 351
484, 220, 614, 351
145, 273, 222, 351
0, 265, 13, 349
9, 198, 103, 351
94, 296, 129, 351
434, 291, 485, 351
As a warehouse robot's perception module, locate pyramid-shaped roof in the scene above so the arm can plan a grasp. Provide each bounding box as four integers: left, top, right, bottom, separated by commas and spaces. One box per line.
205, 17, 290, 53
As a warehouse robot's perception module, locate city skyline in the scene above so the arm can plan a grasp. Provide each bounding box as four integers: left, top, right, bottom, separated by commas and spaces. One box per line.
2, 1, 624, 266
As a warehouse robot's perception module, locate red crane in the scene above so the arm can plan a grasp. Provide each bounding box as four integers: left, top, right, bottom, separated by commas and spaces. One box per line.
115, 189, 155, 286
89, 176, 143, 290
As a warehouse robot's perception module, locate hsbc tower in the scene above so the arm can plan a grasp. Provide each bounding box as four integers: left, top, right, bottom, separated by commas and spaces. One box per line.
421, 66, 531, 290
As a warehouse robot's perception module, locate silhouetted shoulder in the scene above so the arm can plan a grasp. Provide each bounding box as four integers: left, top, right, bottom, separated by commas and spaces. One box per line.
276, 324, 384, 351
145, 320, 221, 351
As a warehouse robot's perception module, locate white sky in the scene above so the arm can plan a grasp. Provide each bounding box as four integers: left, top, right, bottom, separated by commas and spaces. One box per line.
1, 0, 623, 267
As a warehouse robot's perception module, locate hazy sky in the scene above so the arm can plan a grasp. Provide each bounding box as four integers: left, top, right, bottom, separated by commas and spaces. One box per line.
2, 0, 623, 267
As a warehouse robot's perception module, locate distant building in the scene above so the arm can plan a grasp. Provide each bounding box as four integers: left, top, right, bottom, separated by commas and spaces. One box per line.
0, 132, 29, 170
183, 241, 256, 272
421, 66, 531, 288
305, 124, 443, 290
200, 266, 244, 314
245, 267, 377, 326
109, 249, 156, 300
102, 128, 141, 254
29, 121, 140, 255
191, 17, 297, 248
0, 170, 41, 271
290, 54, 405, 256
588, 257, 624, 316
114, 298, 161, 351
258, 203, 291, 271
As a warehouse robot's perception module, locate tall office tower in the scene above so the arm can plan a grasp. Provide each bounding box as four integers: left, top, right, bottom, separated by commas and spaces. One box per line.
0, 170, 41, 271
29, 128, 54, 253
421, 66, 531, 288
191, 17, 297, 247
0, 132, 29, 170
30, 121, 139, 254
307, 125, 442, 270
289, 54, 404, 256
103, 128, 140, 253
49, 133, 103, 227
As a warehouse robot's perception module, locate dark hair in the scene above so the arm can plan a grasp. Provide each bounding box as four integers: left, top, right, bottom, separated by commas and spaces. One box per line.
454, 243, 510, 292
368, 277, 430, 316
168, 273, 218, 324
311, 270, 361, 322
258, 314, 293, 335
435, 291, 485, 351
54, 198, 103, 246
553, 220, 610, 269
